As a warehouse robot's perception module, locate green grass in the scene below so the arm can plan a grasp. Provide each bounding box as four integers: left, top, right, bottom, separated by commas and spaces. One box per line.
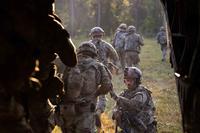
106, 38, 182, 132
53, 37, 182, 133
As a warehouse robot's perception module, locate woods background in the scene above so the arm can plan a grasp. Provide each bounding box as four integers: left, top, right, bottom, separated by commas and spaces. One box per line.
55, 0, 164, 37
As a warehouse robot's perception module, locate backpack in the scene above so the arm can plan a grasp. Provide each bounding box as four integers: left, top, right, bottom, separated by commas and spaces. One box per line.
159, 34, 167, 45
64, 59, 99, 102
124, 34, 141, 52
114, 32, 125, 49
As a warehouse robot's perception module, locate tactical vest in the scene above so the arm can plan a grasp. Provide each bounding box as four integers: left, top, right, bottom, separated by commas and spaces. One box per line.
119, 86, 155, 131
158, 32, 167, 45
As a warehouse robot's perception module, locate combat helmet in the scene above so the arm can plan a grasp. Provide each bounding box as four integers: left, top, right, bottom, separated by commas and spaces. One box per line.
118, 23, 127, 31
160, 26, 165, 31
124, 67, 142, 83
127, 25, 136, 33
89, 27, 105, 37
78, 41, 97, 56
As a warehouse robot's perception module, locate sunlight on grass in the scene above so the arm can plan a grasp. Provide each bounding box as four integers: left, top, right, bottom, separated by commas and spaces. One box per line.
52, 125, 62, 133
65, 37, 182, 133
102, 38, 182, 133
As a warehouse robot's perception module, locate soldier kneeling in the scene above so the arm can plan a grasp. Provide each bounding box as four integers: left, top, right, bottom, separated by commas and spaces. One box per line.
110, 67, 157, 133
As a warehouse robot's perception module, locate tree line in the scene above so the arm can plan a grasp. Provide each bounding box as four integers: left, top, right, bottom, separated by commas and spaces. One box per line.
55, 0, 164, 37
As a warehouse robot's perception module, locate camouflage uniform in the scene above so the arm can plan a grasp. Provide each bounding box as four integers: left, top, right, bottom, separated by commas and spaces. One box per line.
0, 0, 77, 132
110, 67, 157, 133
124, 26, 144, 67
89, 27, 119, 68
95, 95, 107, 131
156, 26, 167, 61
61, 42, 112, 133
113, 23, 127, 70
89, 27, 117, 131
26, 64, 64, 133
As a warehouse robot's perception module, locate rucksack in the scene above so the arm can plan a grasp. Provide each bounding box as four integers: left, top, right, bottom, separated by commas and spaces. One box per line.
114, 32, 125, 49
64, 59, 99, 102
159, 35, 167, 45
124, 34, 141, 52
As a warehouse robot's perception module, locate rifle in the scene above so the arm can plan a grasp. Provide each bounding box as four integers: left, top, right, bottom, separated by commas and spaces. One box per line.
123, 112, 147, 132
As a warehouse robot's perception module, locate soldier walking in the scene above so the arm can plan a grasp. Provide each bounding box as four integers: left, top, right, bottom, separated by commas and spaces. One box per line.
156, 26, 168, 62
88, 26, 119, 131
89, 26, 119, 70
112, 23, 127, 70
110, 67, 157, 133
124, 26, 144, 67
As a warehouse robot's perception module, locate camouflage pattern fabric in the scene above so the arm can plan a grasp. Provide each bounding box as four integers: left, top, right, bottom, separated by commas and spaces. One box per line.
96, 95, 107, 113
95, 95, 107, 128
113, 85, 157, 133
113, 30, 126, 69
89, 40, 118, 67
25, 64, 64, 133
124, 32, 144, 67
61, 55, 112, 133
89, 39, 117, 131
71, 112, 95, 133
156, 30, 167, 61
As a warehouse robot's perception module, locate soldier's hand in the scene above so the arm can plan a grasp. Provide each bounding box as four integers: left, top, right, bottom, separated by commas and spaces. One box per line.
110, 90, 118, 101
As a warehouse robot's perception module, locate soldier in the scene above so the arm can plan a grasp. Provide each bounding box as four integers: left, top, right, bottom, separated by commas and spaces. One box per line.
124, 26, 144, 67
89, 26, 119, 68
25, 63, 64, 133
89, 26, 119, 130
156, 26, 167, 62
60, 42, 113, 133
110, 67, 157, 133
113, 23, 127, 70
0, 0, 77, 132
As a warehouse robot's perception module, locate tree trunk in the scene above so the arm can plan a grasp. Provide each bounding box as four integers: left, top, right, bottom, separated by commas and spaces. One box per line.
69, 0, 75, 36
97, 0, 101, 26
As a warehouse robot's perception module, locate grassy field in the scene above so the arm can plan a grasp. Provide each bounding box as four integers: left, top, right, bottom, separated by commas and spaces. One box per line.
101, 38, 182, 133
53, 37, 182, 133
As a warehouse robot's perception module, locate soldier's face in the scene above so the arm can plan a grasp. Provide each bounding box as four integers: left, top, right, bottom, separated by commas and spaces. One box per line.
124, 78, 135, 89
92, 35, 102, 42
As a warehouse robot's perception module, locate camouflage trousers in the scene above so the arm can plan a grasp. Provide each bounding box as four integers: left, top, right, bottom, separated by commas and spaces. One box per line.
62, 111, 96, 133
160, 43, 167, 61
125, 51, 140, 67
116, 49, 125, 70
120, 122, 157, 133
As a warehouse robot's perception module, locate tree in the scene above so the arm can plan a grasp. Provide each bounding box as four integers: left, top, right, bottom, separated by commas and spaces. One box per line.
55, 0, 164, 37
